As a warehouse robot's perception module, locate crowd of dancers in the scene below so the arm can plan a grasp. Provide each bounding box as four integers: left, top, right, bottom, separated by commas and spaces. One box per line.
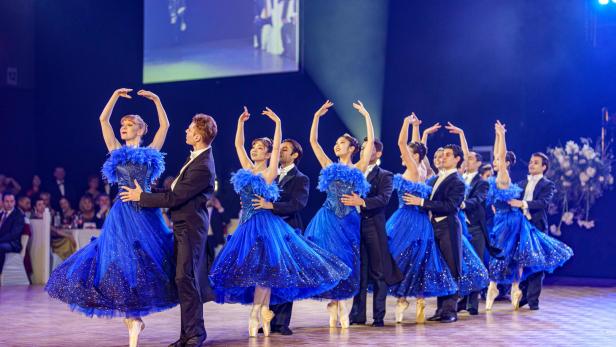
43, 89, 573, 347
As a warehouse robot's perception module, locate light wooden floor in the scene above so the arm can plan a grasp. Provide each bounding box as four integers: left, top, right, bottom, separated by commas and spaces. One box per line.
0, 285, 614, 346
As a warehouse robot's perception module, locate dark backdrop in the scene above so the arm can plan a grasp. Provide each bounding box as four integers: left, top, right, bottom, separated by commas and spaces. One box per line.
1, 0, 615, 278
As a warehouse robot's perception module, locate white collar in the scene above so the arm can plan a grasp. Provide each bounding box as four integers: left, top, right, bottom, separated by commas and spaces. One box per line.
190, 146, 210, 160
2, 208, 14, 216
527, 174, 543, 182
279, 163, 295, 175
439, 168, 458, 179
464, 171, 478, 181
366, 164, 377, 176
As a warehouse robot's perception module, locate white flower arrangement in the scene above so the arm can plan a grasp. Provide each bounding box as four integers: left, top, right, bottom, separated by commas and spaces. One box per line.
546, 138, 613, 235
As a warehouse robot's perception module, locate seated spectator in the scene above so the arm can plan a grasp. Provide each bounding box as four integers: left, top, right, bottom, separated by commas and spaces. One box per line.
84, 175, 102, 200
51, 197, 77, 260
39, 192, 56, 217
17, 196, 32, 219
0, 194, 25, 276
0, 174, 22, 196
31, 198, 47, 219
25, 175, 43, 201
58, 197, 76, 227
76, 195, 99, 229
95, 194, 111, 228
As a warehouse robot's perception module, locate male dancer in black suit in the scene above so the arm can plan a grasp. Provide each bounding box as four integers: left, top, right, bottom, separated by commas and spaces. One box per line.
253, 138, 309, 335
458, 151, 490, 315
403, 144, 466, 323
346, 138, 403, 327
121, 114, 217, 347
507, 152, 555, 310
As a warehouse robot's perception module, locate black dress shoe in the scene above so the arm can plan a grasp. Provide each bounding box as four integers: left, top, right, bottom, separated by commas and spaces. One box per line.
468, 308, 479, 315
439, 315, 457, 323
427, 314, 442, 322
168, 338, 185, 347
184, 335, 206, 347
349, 320, 366, 325
518, 298, 528, 308
529, 305, 539, 311
371, 321, 385, 327
279, 327, 293, 335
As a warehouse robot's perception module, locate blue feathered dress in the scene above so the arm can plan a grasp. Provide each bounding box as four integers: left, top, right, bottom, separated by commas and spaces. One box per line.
209, 169, 352, 305
487, 178, 574, 283
303, 163, 371, 300
386, 175, 458, 298
45, 146, 178, 318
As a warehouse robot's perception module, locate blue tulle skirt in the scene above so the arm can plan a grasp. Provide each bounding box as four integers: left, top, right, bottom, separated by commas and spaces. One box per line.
303, 207, 361, 300
209, 210, 352, 305
386, 206, 458, 298
45, 200, 178, 318
489, 210, 574, 283
459, 235, 490, 296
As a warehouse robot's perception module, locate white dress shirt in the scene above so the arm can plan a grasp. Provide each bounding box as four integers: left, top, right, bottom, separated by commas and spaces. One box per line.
171, 146, 211, 191
56, 180, 66, 196
463, 171, 478, 187
278, 163, 295, 182
522, 174, 543, 220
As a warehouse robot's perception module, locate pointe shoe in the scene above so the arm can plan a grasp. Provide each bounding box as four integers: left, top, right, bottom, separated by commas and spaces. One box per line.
260, 306, 275, 337
338, 301, 350, 329
127, 318, 145, 347
511, 287, 523, 311
327, 301, 339, 328
249, 304, 261, 337
416, 299, 426, 324
486, 282, 499, 311
395, 299, 409, 323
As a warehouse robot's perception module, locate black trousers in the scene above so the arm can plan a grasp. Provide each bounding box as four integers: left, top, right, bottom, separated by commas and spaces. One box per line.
350, 226, 388, 323
270, 302, 293, 330
432, 218, 462, 317
520, 271, 544, 307
459, 225, 486, 311
174, 221, 207, 340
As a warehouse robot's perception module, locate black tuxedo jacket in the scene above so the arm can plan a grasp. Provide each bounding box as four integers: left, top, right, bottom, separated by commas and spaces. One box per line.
517, 177, 555, 233
140, 148, 216, 303
360, 166, 403, 285
140, 148, 216, 225
0, 209, 25, 252
48, 179, 76, 210
424, 172, 466, 220
272, 166, 309, 231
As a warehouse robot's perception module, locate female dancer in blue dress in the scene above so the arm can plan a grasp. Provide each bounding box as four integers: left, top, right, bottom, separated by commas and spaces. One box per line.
387, 114, 458, 324
303, 100, 373, 328
208, 107, 351, 337
45, 88, 176, 347
485, 121, 573, 311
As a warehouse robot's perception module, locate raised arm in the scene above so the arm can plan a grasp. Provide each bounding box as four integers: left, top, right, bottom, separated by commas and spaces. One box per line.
411, 113, 421, 143
495, 121, 510, 187
235, 107, 254, 170
353, 100, 374, 173
446, 122, 470, 170
139, 90, 170, 151
262, 107, 282, 184
421, 122, 441, 178
398, 114, 420, 181
99, 88, 131, 152
310, 100, 334, 168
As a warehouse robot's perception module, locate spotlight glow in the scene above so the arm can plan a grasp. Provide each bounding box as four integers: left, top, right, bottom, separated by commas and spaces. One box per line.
599, 0, 609, 6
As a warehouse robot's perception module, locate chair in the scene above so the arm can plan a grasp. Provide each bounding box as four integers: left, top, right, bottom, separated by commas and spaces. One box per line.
0, 234, 31, 286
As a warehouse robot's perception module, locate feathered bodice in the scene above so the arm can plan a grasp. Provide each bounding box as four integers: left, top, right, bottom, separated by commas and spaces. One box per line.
393, 174, 432, 209
316, 163, 370, 218
487, 177, 524, 213
231, 169, 280, 224
101, 146, 165, 193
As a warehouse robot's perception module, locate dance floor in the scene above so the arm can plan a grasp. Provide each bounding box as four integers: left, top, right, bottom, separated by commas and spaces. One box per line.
1, 284, 614, 346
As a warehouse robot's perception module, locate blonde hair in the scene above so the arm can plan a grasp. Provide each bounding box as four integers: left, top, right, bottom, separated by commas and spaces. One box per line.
120, 114, 148, 136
